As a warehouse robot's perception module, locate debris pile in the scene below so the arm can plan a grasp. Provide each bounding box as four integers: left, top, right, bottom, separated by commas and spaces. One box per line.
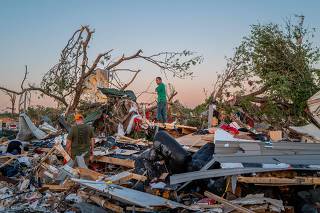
0, 89, 320, 213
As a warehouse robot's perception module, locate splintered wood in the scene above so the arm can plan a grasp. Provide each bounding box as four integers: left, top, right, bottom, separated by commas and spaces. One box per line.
77, 168, 146, 184
204, 191, 255, 213
78, 191, 124, 213
238, 176, 320, 185
95, 156, 135, 168
176, 133, 214, 147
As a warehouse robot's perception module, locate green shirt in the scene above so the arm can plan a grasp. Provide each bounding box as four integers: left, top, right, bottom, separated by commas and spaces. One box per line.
67, 123, 94, 159
156, 83, 167, 102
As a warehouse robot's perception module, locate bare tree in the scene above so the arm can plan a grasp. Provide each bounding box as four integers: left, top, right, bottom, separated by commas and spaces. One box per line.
0, 65, 31, 114
4, 92, 16, 115
21, 26, 202, 114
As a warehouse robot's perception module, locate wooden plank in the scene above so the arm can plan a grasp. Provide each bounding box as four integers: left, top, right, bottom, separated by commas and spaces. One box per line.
78, 191, 124, 213
95, 156, 135, 168
107, 171, 133, 184
204, 191, 255, 213
0, 154, 27, 159
116, 135, 150, 146
181, 128, 196, 135
107, 171, 147, 184
77, 167, 106, 180
41, 184, 70, 192
237, 176, 320, 185
131, 173, 147, 182
55, 143, 71, 161
176, 133, 213, 147
35, 144, 57, 170
126, 207, 153, 212
155, 123, 197, 131
0, 158, 15, 169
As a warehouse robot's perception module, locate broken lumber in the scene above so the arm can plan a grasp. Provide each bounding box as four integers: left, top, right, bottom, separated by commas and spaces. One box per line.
0, 158, 15, 169
237, 176, 320, 185
77, 167, 106, 180
107, 171, 147, 184
171, 167, 289, 185
72, 178, 194, 210
204, 191, 255, 213
126, 206, 153, 212
95, 156, 135, 168
41, 184, 70, 192
78, 191, 124, 213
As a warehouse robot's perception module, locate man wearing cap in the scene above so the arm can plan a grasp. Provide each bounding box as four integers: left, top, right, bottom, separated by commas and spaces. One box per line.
66, 114, 95, 162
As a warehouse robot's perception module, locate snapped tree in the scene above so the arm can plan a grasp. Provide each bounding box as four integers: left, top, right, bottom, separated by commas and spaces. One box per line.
212, 15, 320, 125
1, 26, 202, 114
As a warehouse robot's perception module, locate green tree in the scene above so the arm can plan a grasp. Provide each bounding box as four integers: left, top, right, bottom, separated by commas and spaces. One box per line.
213, 15, 320, 125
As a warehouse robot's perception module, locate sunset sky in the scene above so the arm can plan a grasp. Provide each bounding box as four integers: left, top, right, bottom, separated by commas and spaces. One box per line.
1, 0, 320, 112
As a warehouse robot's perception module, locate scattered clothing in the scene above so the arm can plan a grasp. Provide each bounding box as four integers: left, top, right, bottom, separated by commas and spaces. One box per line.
220, 124, 239, 135
6, 140, 23, 155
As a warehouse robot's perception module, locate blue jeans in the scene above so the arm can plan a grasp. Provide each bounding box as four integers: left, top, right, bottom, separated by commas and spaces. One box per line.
157, 101, 167, 123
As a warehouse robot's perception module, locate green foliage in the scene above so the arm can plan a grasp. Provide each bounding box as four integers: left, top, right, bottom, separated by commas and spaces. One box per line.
216, 15, 320, 125
243, 19, 319, 112
26, 106, 64, 123
0, 113, 18, 120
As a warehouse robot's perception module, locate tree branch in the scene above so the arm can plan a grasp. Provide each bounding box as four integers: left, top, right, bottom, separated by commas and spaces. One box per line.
28, 85, 68, 107
21, 66, 28, 90
237, 85, 269, 99
81, 26, 93, 75
84, 50, 113, 80
106, 50, 143, 70
120, 70, 141, 90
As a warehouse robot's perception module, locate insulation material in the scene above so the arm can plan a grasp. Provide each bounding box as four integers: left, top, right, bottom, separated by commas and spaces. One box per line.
289, 123, 320, 141
16, 113, 48, 141
307, 90, 320, 126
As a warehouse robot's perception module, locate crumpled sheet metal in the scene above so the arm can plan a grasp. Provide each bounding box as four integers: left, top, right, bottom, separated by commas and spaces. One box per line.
289, 123, 320, 141
17, 113, 48, 140
71, 178, 196, 210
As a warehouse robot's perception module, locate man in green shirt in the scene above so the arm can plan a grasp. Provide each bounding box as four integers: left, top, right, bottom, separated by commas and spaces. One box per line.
66, 113, 95, 162
155, 77, 167, 123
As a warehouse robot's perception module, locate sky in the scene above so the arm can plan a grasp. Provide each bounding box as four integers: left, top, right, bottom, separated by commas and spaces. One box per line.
0, 0, 320, 112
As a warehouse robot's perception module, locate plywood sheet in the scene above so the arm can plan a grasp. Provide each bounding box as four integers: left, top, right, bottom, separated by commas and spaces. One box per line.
176, 134, 214, 147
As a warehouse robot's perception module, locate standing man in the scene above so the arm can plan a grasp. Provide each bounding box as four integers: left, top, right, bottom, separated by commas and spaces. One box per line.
155, 77, 167, 123
66, 113, 95, 163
